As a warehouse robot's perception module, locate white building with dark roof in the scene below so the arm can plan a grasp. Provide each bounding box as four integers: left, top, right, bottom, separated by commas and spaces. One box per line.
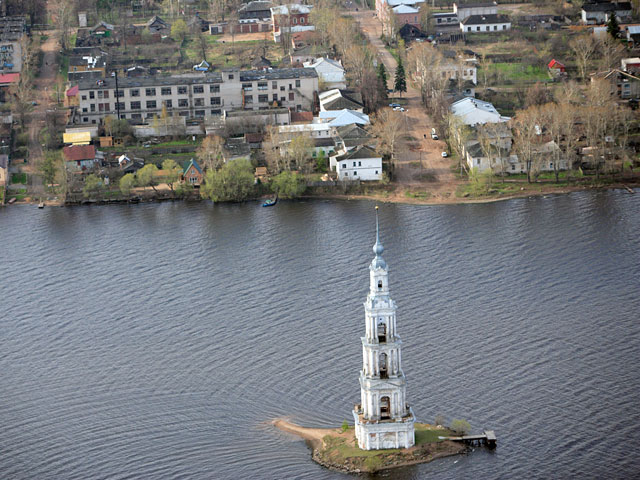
461, 14, 511, 33
581, 1, 632, 24
319, 89, 364, 112
334, 145, 382, 181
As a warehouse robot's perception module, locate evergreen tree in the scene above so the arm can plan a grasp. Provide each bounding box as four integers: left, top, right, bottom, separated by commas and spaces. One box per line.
394, 58, 407, 96
607, 12, 620, 39
377, 62, 388, 89
377, 62, 389, 102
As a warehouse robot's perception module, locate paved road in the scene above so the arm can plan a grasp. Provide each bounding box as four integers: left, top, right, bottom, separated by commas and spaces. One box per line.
351, 9, 460, 198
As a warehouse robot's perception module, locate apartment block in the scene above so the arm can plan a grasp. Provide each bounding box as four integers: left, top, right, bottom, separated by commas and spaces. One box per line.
74, 68, 318, 125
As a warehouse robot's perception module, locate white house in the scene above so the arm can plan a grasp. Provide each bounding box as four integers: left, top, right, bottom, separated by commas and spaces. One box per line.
461, 14, 511, 33
450, 97, 509, 126
334, 145, 382, 181
303, 57, 346, 89
318, 109, 370, 127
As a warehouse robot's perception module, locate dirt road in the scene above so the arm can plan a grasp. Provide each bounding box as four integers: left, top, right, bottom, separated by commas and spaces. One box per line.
21, 16, 61, 200
351, 10, 461, 200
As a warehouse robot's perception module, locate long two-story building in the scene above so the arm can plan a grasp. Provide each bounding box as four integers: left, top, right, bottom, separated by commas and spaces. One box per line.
73, 68, 318, 125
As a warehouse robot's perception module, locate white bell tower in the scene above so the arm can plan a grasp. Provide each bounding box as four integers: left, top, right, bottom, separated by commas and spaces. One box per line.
353, 206, 415, 450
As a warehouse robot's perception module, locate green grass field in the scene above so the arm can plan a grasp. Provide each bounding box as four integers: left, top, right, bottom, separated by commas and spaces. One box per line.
485, 62, 549, 83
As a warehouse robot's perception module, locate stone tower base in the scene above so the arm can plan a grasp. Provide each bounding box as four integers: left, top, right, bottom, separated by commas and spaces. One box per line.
353, 410, 415, 450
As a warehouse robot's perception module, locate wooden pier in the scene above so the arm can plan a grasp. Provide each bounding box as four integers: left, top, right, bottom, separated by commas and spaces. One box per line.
442, 430, 497, 449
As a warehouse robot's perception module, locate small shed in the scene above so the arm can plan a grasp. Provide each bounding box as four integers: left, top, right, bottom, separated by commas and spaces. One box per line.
548, 59, 566, 77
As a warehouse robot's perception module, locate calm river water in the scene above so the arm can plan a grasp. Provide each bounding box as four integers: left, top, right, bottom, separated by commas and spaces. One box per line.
1, 191, 639, 479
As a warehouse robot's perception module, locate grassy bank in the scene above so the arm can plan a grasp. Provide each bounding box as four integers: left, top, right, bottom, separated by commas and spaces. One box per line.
315, 423, 465, 473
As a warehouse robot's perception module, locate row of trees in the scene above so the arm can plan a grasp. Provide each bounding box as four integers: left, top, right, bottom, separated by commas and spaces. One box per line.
200, 159, 306, 202
511, 79, 635, 183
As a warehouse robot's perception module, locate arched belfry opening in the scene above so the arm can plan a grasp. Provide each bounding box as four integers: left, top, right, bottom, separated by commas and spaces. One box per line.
378, 280, 383, 290
380, 396, 391, 419
379, 353, 388, 379
377, 320, 386, 343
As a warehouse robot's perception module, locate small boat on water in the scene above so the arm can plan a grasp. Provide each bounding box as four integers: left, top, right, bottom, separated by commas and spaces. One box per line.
7, 197, 16, 204
38, 201, 44, 209
262, 196, 277, 207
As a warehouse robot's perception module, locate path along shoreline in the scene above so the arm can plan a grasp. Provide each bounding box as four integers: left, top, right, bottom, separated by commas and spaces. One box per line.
5, 182, 637, 208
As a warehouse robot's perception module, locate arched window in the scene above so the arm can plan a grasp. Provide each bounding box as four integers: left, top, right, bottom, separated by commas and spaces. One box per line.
378, 280, 382, 290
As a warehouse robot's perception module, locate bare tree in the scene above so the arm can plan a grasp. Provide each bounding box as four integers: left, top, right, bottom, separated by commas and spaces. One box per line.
407, 43, 446, 107
197, 135, 226, 171
445, 113, 471, 173
369, 109, 404, 175
511, 105, 544, 183
287, 135, 314, 173
51, 0, 75, 51
264, 125, 285, 174
478, 53, 492, 91
569, 35, 597, 81
597, 36, 625, 71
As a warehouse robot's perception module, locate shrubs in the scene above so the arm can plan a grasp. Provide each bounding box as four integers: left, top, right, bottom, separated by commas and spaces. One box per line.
200, 159, 255, 202
450, 419, 471, 436
270, 171, 306, 199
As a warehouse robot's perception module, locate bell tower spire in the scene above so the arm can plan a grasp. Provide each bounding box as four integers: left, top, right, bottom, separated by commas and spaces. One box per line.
353, 206, 415, 450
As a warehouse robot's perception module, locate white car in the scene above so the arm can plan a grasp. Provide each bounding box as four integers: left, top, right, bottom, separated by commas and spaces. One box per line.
441, 151, 448, 157
393, 106, 405, 112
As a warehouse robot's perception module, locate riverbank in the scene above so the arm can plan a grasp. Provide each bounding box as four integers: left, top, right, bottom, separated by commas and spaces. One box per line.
273, 418, 466, 474
4, 179, 637, 208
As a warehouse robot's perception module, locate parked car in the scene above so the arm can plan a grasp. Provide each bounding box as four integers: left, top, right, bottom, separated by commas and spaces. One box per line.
431, 133, 439, 140
389, 103, 401, 108
393, 106, 405, 112
441, 151, 448, 157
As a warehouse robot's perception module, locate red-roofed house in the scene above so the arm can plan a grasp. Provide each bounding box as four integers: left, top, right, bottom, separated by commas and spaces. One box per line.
548, 59, 566, 77
0, 73, 19, 87
65, 85, 79, 107
63, 144, 97, 171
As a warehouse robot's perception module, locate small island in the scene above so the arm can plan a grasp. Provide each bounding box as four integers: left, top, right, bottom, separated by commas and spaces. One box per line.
274, 418, 466, 473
